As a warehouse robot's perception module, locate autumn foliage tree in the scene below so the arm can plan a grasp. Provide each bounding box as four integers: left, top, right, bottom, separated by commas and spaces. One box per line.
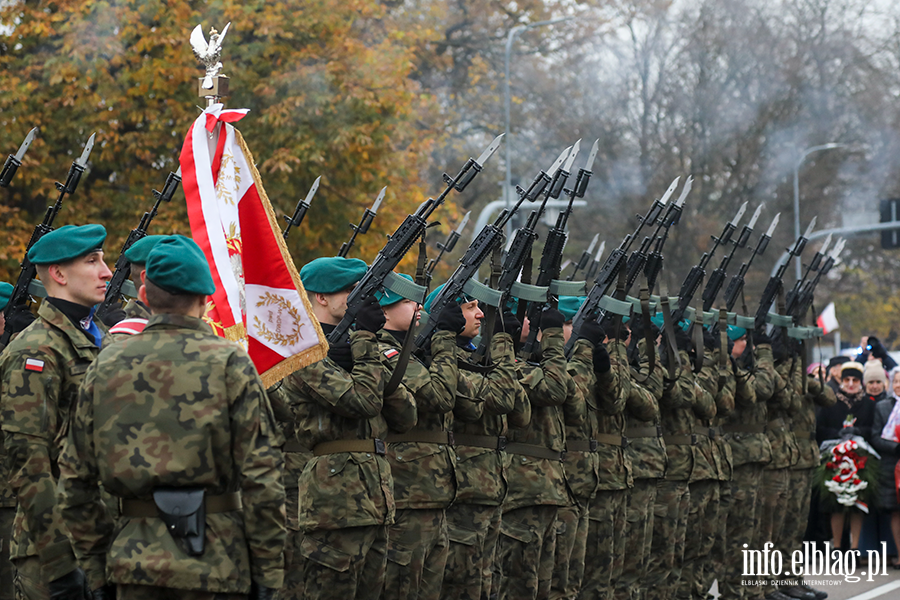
0, 0, 452, 282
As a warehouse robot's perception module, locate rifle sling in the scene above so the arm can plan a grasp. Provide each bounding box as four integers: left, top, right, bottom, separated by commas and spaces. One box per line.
692, 300, 705, 374
631, 286, 656, 384
660, 295, 680, 382
384, 235, 428, 396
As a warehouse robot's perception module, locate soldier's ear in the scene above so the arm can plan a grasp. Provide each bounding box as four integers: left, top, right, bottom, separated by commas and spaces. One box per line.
47, 264, 67, 286
314, 292, 329, 307
138, 284, 149, 306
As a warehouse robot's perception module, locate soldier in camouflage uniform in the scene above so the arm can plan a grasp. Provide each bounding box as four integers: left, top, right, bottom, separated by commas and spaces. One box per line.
58, 234, 286, 600
373, 274, 461, 600
754, 332, 800, 600
644, 330, 706, 600
550, 297, 596, 600
719, 329, 775, 600
615, 333, 666, 600
672, 328, 724, 600
494, 307, 577, 600
0, 282, 18, 600
778, 342, 834, 600
278, 256, 417, 600
580, 318, 632, 600
0, 224, 111, 600
426, 285, 521, 600
692, 328, 736, 600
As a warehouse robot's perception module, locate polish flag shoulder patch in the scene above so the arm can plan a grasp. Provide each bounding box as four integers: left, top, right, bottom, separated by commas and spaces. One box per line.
383, 348, 400, 360
24, 358, 45, 373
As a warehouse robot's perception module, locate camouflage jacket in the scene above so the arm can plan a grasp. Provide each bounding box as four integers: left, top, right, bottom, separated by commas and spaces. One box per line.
723, 344, 774, 467
788, 357, 836, 469
0, 300, 106, 581
766, 358, 801, 470
594, 340, 633, 490
123, 299, 151, 320
283, 330, 416, 531
624, 340, 666, 480
452, 333, 520, 506
563, 340, 600, 502
690, 354, 723, 482
57, 314, 285, 592
378, 329, 458, 510
660, 351, 703, 481
505, 328, 573, 511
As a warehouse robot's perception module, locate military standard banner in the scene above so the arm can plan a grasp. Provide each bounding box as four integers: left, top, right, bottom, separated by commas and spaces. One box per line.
180, 103, 328, 385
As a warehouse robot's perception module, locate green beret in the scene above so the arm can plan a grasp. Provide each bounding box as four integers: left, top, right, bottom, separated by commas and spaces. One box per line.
649, 313, 690, 332
124, 235, 168, 266
146, 235, 216, 296
376, 273, 413, 307
558, 296, 585, 322
27, 224, 106, 265
423, 283, 473, 314
727, 325, 747, 342
0, 282, 12, 311
300, 257, 368, 294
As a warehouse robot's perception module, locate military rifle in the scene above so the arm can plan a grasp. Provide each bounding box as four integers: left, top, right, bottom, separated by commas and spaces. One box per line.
0, 127, 38, 188
0, 133, 96, 349
583, 241, 606, 282
783, 232, 832, 318
722, 213, 780, 312
671, 201, 748, 324
563, 176, 681, 357
788, 237, 844, 323
754, 217, 816, 331
425, 211, 471, 280
470, 142, 578, 361
283, 176, 320, 240
414, 177, 532, 350
338, 186, 386, 258
95, 167, 182, 322
566, 233, 599, 281
700, 203, 761, 312
328, 134, 503, 344
520, 139, 600, 359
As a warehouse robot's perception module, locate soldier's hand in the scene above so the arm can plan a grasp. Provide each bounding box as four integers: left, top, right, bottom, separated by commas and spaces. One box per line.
495, 308, 521, 337
577, 319, 606, 347
250, 581, 279, 600
48, 568, 91, 600
754, 330, 772, 346
436, 303, 466, 334
327, 340, 354, 372
703, 328, 720, 351
592, 345, 612, 374
355, 296, 386, 333
6, 303, 35, 334
538, 307, 565, 331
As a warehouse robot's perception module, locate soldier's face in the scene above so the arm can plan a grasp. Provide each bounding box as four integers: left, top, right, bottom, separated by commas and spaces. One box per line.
731, 338, 747, 359
54, 251, 113, 306
460, 300, 483, 338
383, 299, 420, 332
315, 289, 353, 325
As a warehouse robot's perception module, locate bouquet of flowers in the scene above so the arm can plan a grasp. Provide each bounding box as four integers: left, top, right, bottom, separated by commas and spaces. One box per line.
815, 438, 880, 513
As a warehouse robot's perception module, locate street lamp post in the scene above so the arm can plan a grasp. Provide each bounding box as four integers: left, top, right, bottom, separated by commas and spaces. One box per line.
792, 143, 844, 280
504, 17, 572, 236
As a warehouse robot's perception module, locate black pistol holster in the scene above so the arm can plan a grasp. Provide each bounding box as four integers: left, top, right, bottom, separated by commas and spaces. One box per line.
153, 487, 206, 556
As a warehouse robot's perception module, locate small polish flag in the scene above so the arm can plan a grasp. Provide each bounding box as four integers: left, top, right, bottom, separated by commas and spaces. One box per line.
816, 302, 839, 335
24, 358, 44, 372
383, 349, 400, 360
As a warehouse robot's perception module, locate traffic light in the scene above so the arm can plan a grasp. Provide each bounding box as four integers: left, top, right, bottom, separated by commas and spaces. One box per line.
879, 199, 900, 249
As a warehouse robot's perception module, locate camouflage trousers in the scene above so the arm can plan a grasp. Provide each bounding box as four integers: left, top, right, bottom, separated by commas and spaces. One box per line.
0, 506, 14, 600
675, 479, 720, 600
778, 467, 814, 590
644, 479, 690, 600
382, 508, 448, 600
719, 463, 763, 600
698, 479, 731, 599
493, 505, 559, 600
756, 468, 790, 597
118, 587, 245, 600
550, 501, 590, 600
613, 479, 658, 600
282, 525, 388, 600
12, 557, 47, 600
441, 504, 501, 600
579, 488, 627, 600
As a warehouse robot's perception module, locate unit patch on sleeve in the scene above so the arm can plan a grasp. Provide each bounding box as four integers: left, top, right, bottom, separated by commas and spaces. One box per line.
383, 349, 400, 360
24, 358, 45, 372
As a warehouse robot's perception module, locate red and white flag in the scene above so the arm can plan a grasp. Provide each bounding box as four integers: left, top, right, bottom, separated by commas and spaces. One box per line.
180, 104, 328, 386
816, 302, 840, 335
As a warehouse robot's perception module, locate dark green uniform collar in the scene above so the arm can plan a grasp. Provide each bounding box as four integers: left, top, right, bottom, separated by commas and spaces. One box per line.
144, 313, 214, 333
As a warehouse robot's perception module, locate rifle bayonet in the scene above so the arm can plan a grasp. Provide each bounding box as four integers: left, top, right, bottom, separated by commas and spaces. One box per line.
1, 127, 38, 188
